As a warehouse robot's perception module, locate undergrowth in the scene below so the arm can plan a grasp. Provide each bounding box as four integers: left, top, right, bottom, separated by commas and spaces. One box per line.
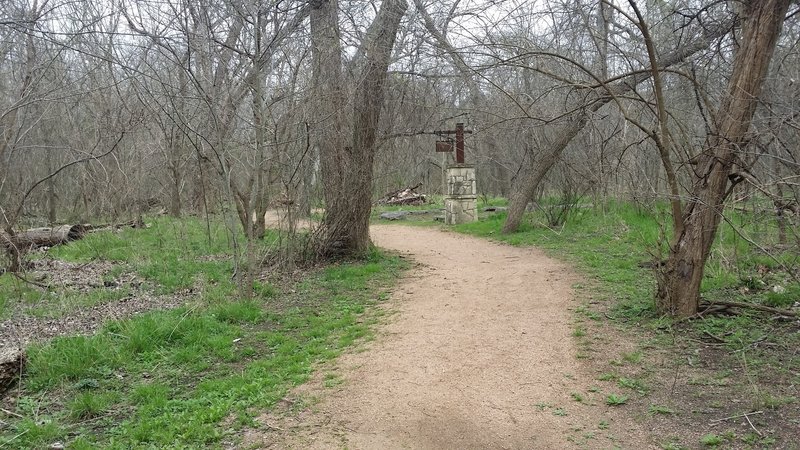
0, 218, 405, 449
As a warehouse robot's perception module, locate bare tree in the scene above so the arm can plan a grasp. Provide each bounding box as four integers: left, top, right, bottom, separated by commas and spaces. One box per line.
657, 0, 793, 317
311, 0, 408, 256
500, 10, 736, 233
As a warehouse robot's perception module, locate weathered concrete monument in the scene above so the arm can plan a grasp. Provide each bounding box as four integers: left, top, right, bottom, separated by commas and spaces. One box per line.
435, 123, 477, 225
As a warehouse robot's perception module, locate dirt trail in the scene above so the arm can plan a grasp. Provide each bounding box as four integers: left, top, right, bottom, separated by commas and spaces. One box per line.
251, 224, 652, 449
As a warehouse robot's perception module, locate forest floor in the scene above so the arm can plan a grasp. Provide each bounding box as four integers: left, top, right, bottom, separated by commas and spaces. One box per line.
243, 224, 652, 449
1, 206, 797, 449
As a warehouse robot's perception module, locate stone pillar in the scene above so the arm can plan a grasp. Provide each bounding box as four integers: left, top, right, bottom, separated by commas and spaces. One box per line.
444, 164, 477, 225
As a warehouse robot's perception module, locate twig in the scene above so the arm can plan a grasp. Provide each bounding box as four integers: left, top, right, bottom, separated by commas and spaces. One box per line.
744, 412, 763, 437
9, 271, 49, 289
0, 429, 28, 449
0, 407, 22, 418
711, 410, 763, 423
705, 300, 798, 317
702, 330, 727, 343
263, 422, 285, 431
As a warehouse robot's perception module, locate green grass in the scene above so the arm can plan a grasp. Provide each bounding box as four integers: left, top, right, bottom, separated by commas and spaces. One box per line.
700, 433, 723, 447
1, 217, 247, 318
605, 393, 629, 406
648, 404, 675, 415
1, 233, 405, 448
48, 216, 240, 293
0, 275, 46, 318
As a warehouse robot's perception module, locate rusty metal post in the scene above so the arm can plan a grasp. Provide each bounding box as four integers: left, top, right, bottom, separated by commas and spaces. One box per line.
455, 123, 465, 164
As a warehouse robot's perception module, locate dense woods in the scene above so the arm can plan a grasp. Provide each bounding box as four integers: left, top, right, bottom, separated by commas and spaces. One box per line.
2, 0, 799, 317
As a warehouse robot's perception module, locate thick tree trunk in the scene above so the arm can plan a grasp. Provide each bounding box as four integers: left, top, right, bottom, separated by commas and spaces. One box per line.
502, 17, 736, 233
657, 0, 791, 317
312, 0, 408, 257
310, 0, 349, 254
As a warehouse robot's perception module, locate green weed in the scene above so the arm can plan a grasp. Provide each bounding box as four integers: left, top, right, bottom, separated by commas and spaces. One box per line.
67, 391, 119, 420
605, 393, 629, 406
700, 433, 723, 447
618, 377, 649, 395
648, 404, 675, 415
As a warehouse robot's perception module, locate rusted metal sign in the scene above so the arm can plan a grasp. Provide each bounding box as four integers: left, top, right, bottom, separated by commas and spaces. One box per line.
434, 123, 472, 163
436, 139, 454, 152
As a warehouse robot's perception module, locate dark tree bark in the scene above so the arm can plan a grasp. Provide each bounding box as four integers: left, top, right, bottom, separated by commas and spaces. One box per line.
312, 0, 408, 257
502, 18, 736, 233
657, 0, 792, 317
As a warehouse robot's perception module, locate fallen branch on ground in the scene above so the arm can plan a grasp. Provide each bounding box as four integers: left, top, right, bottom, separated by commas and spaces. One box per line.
701, 300, 798, 317
711, 410, 763, 423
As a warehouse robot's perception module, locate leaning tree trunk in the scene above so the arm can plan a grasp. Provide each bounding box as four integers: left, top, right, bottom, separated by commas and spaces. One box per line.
503, 114, 588, 233
502, 17, 736, 233
657, 0, 791, 317
311, 0, 408, 257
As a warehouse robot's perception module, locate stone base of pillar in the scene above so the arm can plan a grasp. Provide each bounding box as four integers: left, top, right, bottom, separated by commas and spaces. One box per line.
444, 196, 477, 225
444, 164, 478, 225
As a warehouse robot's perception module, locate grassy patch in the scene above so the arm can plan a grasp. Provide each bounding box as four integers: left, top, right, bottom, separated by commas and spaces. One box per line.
0, 274, 46, 318
605, 393, 629, 406
1, 245, 405, 449
48, 217, 239, 293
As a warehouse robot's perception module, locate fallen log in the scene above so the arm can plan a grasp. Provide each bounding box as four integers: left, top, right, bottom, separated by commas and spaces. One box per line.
386, 196, 426, 206
85, 218, 145, 234
0, 348, 25, 392
1, 224, 87, 252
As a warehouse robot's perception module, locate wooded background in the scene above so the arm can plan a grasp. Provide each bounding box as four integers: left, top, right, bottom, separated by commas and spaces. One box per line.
1, 0, 798, 316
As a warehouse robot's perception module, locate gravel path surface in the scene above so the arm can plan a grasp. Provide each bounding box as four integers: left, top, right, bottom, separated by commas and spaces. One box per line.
244, 224, 653, 449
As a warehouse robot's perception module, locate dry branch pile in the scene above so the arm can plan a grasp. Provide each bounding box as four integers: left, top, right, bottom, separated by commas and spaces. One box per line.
376, 183, 426, 206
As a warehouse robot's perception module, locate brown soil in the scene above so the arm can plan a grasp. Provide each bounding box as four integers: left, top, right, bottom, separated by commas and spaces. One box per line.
243, 225, 655, 449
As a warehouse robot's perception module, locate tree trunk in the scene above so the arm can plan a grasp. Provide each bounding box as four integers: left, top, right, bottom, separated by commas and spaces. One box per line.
657, 0, 791, 317
502, 17, 736, 233
169, 164, 182, 218
312, 0, 408, 257
47, 148, 57, 225
503, 114, 588, 233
